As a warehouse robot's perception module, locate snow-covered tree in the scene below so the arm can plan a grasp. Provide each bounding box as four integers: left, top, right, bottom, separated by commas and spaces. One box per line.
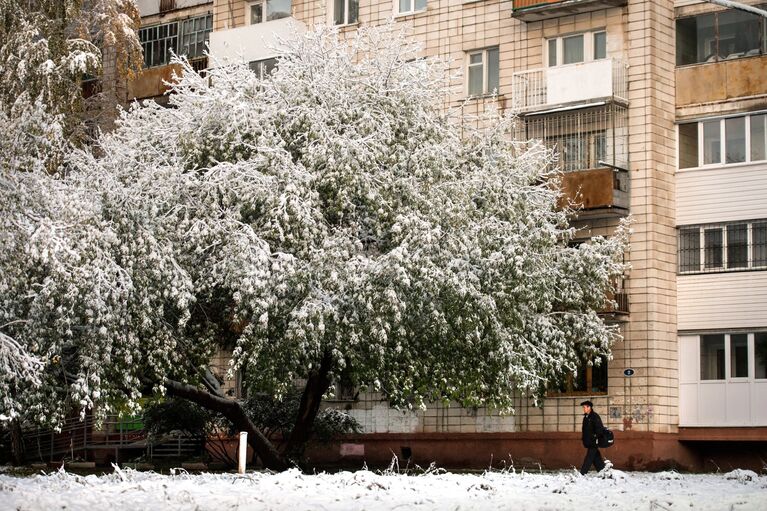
0, 25, 628, 469
0, 0, 141, 148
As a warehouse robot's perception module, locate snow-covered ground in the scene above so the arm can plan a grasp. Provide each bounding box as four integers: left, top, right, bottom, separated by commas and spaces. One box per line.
0, 465, 765, 510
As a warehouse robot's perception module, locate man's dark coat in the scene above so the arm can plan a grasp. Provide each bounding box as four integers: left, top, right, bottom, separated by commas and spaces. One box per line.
581, 410, 605, 448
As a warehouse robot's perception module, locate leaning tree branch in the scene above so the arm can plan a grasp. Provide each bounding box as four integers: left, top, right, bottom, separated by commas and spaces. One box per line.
162, 377, 289, 471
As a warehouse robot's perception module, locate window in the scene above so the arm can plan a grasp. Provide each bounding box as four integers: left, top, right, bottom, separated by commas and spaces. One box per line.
753, 222, 767, 267
547, 39, 557, 67
725, 117, 746, 164
333, 0, 358, 25
678, 113, 767, 169
679, 228, 701, 272
139, 15, 212, 69
563, 34, 584, 64
700, 334, 725, 380
550, 356, 608, 395
704, 227, 723, 269
593, 31, 607, 60
180, 15, 213, 60
726, 224, 748, 268
751, 114, 767, 162
547, 30, 607, 67
756, 333, 767, 379
249, 57, 278, 78
676, 6, 767, 65
730, 334, 749, 378
466, 47, 499, 97
678, 123, 699, 169
250, 0, 291, 24
678, 220, 767, 273
397, 0, 426, 15
139, 22, 178, 68
698, 333, 767, 381
702, 120, 721, 165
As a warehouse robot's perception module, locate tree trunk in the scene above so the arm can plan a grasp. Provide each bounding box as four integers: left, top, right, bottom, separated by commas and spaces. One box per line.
10, 418, 25, 466
162, 378, 289, 471
282, 351, 333, 461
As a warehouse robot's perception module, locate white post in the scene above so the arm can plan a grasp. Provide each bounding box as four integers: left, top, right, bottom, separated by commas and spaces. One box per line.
238, 431, 248, 474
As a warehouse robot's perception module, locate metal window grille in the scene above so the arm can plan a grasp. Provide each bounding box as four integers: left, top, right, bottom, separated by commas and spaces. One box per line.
517, 103, 628, 172
678, 220, 767, 274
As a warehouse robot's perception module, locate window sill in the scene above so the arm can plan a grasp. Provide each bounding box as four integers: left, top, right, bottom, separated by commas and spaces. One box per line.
394, 9, 427, 20
678, 267, 767, 276
677, 159, 767, 173
333, 21, 360, 29
465, 93, 505, 101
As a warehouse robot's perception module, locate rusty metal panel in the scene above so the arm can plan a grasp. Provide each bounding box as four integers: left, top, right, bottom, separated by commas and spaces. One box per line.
127, 63, 185, 101
560, 168, 615, 210
676, 55, 767, 107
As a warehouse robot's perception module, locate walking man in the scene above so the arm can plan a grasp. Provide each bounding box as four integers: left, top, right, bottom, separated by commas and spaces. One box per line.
579, 400, 606, 475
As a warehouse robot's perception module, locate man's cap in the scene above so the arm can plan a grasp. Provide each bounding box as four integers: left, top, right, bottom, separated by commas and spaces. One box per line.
580, 400, 594, 407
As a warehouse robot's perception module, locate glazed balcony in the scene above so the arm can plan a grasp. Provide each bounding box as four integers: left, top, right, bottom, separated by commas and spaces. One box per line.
512, 58, 628, 113
512, 0, 627, 22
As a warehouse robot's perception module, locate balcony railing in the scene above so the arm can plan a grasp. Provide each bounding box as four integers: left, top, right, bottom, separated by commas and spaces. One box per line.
512, 58, 628, 112
512, 0, 628, 22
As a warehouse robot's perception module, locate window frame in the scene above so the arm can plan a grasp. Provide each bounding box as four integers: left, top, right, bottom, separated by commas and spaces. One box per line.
249, 0, 292, 24
545, 30, 607, 67
698, 332, 766, 383
678, 112, 767, 170
331, 0, 359, 26
395, 0, 427, 16
139, 14, 213, 70
678, 219, 767, 274
465, 46, 500, 98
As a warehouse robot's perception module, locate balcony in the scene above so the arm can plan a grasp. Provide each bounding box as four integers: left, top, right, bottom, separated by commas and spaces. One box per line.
512, 58, 627, 113
599, 290, 629, 320
517, 103, 629, 218
128, 63, 184, 100
208, 17, 306, 66
559, 167, 629, 218
512, 0, 627, 22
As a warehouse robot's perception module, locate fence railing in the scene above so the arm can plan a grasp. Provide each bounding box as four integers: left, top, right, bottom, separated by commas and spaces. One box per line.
512, 58, 628, 111
513, 0, 565, 8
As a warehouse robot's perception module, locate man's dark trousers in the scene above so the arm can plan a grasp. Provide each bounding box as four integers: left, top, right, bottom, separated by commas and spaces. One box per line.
580, 447, 605, 475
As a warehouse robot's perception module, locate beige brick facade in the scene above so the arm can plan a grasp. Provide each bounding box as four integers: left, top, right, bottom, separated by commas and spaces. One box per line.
124, 1, 767, 458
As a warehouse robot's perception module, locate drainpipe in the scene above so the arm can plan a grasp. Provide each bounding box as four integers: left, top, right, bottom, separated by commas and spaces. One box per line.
702, 0, 767, 18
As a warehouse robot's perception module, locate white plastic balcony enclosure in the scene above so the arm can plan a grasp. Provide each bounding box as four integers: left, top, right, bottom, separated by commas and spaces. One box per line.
512, 58, 628, 112
208, 17, 306, 66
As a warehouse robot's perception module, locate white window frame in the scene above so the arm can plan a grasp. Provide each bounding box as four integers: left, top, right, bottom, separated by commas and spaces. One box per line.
698, 333, 763, 382
545, 30, 607, 67
330, 0, 359, 26
679, 112, 767, 170
395, 0, 426, 16
466, 47, 499, 98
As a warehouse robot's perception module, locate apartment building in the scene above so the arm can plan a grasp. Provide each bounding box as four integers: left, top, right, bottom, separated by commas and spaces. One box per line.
126, 0, 767, 471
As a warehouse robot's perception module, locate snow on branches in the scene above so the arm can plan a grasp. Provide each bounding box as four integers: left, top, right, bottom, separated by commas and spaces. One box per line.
0, 24, 628, 429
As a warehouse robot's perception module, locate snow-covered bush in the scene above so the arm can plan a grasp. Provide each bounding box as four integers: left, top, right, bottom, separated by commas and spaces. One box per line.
0, 24, 627, 468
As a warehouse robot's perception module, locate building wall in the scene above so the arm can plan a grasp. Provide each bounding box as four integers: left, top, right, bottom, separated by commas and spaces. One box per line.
201, 0, 687, 438
677, 273, 767, 331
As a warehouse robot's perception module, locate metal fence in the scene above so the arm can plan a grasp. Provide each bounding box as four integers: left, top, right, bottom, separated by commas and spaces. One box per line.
516, 103, 629, 172
511, 58, 628, 111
